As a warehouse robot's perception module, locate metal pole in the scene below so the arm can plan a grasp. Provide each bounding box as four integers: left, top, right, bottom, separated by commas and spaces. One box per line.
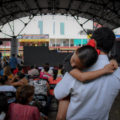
69, 39, 70, 48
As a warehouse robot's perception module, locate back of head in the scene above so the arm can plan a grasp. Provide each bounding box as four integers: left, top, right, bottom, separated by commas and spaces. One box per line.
76, 46, 98, 68
16, 85, 34, 105
53, 69, 58, 80
91, 27, 115, 53
17, 65, 23, 71
44, 65, 49, 72
17, 72, 25, 79
30, 65, 34, 69
58, 64, 63, 69
4, 65, 12, 76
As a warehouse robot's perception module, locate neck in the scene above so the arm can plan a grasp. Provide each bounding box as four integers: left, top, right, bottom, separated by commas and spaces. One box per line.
100, 51, 107, 55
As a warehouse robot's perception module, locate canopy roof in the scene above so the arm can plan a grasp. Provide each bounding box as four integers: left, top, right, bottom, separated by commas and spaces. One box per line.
0, 0, 120, 29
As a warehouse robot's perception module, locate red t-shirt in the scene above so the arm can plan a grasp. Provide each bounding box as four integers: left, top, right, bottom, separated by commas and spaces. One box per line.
6, 103, 41, 120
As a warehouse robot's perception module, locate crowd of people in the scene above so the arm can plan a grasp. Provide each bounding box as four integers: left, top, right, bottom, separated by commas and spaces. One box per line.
0, 27, 120, 120
0, 54, 64, 120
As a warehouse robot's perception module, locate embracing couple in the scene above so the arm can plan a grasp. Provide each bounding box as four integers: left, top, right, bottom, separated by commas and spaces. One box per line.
54, 27, 120, 120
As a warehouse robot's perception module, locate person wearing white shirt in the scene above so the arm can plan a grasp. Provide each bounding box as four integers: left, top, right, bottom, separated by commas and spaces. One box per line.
54, 27, 120, 120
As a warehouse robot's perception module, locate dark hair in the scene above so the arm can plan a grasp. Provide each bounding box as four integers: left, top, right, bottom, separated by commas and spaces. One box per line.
76, 46, 98, 68
91, 27, 115, 53
0, 75, 8, 85
16, 85, 34, 105
0, 92, 8, 114
45, 62, 49, 66
44, 65, 49, 72
53, 69, 58, 80
17, 72, 25, 79
30, 66, 34, 69
17, 65, 23, 71
59, 64, 63, 69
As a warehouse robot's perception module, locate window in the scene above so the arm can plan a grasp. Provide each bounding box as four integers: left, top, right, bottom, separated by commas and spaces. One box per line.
60, 22, 65, 35
53, 22, 55, 35
38, 21, 43, 34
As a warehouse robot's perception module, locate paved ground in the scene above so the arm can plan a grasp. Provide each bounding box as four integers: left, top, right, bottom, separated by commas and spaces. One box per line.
48, 111, 57, 120
109, 93, 120, 120
48, 97, 58, 120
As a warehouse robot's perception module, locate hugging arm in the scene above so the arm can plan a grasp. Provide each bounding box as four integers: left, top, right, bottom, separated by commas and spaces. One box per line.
69, 62, 117, 82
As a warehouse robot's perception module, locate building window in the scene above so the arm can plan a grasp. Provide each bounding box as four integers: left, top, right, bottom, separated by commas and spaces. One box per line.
38, 21, 43, 34
60, 22, 65, 35
53, 22, 55, 35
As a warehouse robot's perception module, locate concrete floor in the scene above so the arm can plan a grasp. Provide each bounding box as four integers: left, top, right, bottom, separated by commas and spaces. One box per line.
48, 111, 57, 120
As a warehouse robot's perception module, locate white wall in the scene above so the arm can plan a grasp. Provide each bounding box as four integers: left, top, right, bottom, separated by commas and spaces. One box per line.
0, 15, 94, 39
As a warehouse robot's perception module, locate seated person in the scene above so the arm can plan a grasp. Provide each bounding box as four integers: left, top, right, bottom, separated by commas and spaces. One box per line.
48, 68, 62, 96
0, 75, 16, 103
13, 65, 23, 75
3, 65, 13, 81
10, 72, 28, 88
41, 63, 53, 76
40, 65, 52, 80
6, 85, 41, 120
28, 66, 39, 77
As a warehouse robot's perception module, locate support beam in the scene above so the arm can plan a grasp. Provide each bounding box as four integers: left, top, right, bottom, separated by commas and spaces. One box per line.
75, 0, 119, 17
73, 15, 88, 35
82, 18, 92, 25
17, 16, 34, 36
34, 0, 42, 13
11, 36, 18, 56
67, 0, 74, 11
0, 31, 12, 37
8, 22, 14, 35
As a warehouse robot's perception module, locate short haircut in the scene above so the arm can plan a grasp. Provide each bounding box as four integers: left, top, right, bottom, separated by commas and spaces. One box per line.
30, 65, 34, 69
44, 65, 49, 72
16, 85, 34, 105
91, 27, 115, 53
53, 69, 58, 80
0, 92, 8, 113
76, 46, 98, 68
59, 64, 63, 69
17, 65, 23, 71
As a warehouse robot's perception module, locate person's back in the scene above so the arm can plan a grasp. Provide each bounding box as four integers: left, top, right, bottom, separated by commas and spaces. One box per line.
9, 55, 17, 70
61, 55, 120, 120
6, 85, 41, 120
6, 103, 40, 120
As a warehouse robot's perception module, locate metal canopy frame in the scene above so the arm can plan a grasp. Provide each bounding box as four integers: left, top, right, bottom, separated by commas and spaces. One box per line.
0, 0, 120, 37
